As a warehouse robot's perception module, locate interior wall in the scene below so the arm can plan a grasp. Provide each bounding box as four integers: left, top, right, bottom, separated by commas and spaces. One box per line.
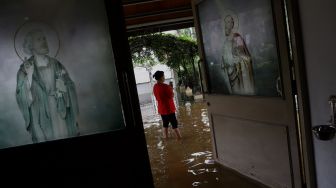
297, 0, 336, 187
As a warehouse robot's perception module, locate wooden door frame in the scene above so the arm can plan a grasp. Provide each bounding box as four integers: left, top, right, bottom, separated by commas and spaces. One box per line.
191, 0, 316, 187
283, 0, 317, 187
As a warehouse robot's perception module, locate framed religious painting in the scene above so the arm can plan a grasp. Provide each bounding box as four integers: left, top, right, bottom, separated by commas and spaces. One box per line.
0, 0, 126, 149
194, 0, 284, 97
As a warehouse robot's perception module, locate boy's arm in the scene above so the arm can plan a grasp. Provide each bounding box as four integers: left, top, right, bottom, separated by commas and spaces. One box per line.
166, 85, 174, 99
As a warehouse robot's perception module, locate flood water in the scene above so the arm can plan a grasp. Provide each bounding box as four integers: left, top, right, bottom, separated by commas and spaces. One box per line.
141, 102, 267, 188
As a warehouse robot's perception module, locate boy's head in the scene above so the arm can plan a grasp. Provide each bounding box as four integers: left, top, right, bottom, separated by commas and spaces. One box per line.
153, 71, 165, 82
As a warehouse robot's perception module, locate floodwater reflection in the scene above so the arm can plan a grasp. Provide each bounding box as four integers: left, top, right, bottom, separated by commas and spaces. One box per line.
141, 102, 266, 188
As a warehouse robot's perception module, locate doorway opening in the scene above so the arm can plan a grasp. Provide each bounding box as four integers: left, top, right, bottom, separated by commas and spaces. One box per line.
128, 27, 268, 188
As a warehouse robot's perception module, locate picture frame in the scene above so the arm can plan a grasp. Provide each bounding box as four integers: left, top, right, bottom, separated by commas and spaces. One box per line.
193, 0, 284, 97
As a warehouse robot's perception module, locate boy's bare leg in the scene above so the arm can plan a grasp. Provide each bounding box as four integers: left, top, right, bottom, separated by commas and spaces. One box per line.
173, 128, 182, 139
163, 127, 169, 138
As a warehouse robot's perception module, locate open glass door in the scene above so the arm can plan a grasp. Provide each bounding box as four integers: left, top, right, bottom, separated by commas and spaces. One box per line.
0, 0, 153, 186
193, 0, 303, 187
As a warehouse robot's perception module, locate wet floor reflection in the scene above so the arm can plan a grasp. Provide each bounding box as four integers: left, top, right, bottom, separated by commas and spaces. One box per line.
141, 102, 266, 188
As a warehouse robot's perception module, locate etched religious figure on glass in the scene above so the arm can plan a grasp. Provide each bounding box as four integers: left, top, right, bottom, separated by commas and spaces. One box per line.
221, 13, 255, 95
16, 27, 79, 143
0, 0, 126, 150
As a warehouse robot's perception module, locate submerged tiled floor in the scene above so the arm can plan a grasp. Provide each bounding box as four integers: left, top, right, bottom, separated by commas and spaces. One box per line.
141, 102, 268, 188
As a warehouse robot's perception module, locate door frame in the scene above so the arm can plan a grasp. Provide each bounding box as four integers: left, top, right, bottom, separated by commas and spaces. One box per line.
191, 0, 316, 187
282, 0, 317, 187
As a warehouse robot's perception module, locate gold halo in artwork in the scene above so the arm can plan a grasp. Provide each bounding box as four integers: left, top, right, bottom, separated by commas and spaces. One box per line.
223, 9, 239, 33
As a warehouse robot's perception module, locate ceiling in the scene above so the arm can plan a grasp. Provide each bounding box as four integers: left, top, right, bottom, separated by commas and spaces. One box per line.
122, 0, 194, 35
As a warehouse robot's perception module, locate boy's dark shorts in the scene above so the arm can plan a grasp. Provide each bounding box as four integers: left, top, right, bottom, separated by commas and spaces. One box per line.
161, 113, 178, 129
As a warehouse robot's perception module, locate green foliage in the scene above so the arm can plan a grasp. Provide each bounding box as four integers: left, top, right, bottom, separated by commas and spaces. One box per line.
128, 33, 198, 71
128, 30, 201, 92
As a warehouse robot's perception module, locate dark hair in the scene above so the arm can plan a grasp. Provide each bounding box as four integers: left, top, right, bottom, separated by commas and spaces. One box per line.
153, 71, 164, 81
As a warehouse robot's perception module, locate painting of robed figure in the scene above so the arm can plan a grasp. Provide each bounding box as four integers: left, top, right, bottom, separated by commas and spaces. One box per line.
198, 0, 283, 97
221, 13, 255, 95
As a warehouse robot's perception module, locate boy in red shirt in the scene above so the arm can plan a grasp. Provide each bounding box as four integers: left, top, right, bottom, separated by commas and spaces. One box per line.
153, 71, 182, 139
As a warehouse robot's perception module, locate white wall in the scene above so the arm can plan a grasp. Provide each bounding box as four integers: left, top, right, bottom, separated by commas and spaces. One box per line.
151, 64, 173, 80
134, 67, 150, 84
133, 64, 175, 105
133, 64, 173, 84
298, 0, 336, 187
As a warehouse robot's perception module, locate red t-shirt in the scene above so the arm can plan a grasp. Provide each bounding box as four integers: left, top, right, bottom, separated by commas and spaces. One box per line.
153, 83, 176, 115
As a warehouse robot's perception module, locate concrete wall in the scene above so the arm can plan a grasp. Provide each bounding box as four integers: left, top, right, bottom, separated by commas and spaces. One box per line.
298, 0, 336, 187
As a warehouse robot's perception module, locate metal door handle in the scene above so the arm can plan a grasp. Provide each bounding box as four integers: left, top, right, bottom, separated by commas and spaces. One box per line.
312, 125, 336, 141
312, 95, 336, 141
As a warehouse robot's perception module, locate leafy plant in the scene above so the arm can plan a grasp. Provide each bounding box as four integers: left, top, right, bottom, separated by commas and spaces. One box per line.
128, 31, 200, 90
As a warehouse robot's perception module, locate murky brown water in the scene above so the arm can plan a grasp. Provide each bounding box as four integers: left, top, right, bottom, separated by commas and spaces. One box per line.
141, 102, 266, 188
